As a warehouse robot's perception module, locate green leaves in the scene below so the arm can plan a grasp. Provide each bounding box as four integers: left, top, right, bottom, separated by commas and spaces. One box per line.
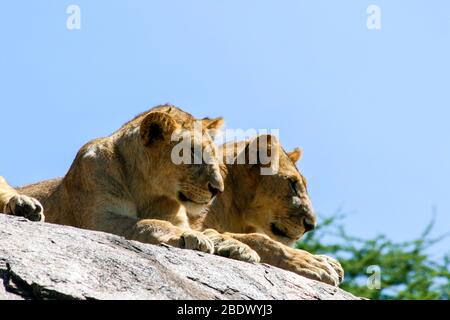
296, 214, 450, 300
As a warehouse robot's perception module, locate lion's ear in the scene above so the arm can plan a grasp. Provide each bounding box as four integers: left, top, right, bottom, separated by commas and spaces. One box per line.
237, 134, 279, 169
287, 148, 303, 163
140, 112, 178, 146
202, 117, 224, 140
202, 117, 224, 129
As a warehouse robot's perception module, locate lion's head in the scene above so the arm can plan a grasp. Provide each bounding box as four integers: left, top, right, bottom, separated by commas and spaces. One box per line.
134, 104, 225, 215
221, 134, 316, 247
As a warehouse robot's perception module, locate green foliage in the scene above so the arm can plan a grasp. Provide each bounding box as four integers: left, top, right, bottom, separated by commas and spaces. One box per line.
296, 214, 450, 300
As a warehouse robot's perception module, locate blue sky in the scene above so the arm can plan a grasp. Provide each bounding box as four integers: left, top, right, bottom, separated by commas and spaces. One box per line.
1, 1, 449, 254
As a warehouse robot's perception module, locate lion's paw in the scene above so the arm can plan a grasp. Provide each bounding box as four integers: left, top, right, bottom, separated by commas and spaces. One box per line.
288, 250, 342, 286
180, 230, 214, 254
315, 254, 344, 283
215, 239, 261, 263
4, 195, 45, 222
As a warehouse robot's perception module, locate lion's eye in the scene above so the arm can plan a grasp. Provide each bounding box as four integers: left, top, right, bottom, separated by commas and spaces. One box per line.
289, 178, 298, 195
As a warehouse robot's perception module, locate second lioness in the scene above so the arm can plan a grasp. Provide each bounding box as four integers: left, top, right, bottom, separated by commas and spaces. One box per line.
191, 135, 344, 286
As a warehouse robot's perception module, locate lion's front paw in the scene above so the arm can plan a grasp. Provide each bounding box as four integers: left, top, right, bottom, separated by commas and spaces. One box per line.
215, 239, 261, 263
287, 250, 342, 286
316, 254, 344, 283
180, 230, 214, 254
4, 195, 45, 222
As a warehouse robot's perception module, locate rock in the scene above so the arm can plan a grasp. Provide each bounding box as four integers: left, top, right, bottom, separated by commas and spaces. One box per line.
0, 214, 358, 300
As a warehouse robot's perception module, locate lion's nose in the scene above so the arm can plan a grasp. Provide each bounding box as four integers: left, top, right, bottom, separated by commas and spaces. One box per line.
302, 216, 316, 232
208, 167, 224, 195
208, 183, 221, 197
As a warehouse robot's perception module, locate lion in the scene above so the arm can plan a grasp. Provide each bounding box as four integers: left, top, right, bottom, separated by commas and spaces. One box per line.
189, 135, 344, 286
1, 104, 227, 254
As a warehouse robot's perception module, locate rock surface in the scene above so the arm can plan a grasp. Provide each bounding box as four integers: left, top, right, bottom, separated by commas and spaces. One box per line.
0, 214, 358, 300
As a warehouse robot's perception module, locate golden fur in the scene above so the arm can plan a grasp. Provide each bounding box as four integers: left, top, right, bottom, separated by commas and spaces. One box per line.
190, 135, 344, 286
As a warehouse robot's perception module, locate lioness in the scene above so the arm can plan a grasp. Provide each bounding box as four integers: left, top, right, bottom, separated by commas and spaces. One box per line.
190, 135, 344, 286
1, 105, 227, 254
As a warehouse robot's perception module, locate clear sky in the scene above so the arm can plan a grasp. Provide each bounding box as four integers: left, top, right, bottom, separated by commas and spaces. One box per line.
1, 1, 449, 254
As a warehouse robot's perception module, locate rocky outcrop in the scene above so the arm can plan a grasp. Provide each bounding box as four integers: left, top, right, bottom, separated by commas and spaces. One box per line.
0, 214, 358, 300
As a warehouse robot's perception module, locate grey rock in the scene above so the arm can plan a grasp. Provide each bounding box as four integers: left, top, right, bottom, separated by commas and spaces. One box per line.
0, 214, 358, 300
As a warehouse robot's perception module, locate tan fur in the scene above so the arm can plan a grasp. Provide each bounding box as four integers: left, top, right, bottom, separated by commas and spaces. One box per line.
190, 135, 344, 286
2, 104, 225, 254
